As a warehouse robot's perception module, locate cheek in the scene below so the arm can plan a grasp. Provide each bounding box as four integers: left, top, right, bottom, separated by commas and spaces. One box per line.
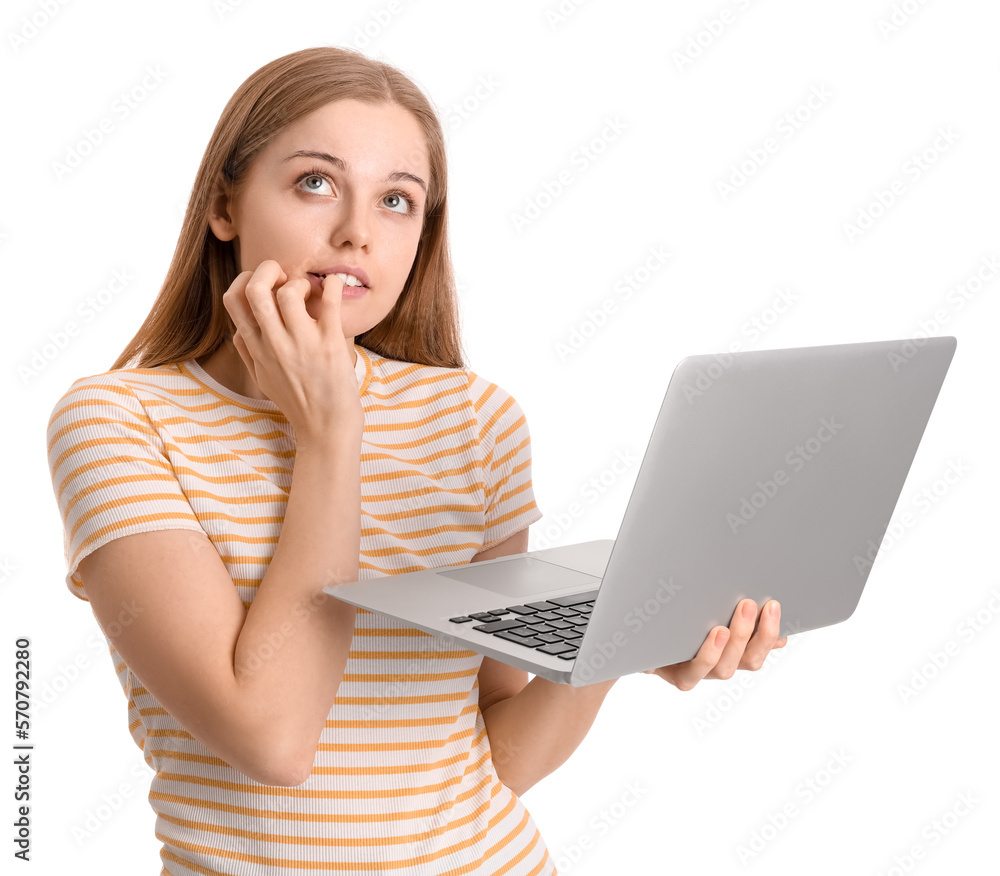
390, 224, 423, 275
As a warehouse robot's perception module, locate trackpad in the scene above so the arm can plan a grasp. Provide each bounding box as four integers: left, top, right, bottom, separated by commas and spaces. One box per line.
437, 557, 601, 598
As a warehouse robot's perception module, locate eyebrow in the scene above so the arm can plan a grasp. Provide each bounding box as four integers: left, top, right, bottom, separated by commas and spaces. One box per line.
282, 150, 427, 193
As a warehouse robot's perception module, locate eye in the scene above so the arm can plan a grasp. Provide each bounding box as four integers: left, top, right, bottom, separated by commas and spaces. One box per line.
383, 191, 414, 214
299, 173, 333, 195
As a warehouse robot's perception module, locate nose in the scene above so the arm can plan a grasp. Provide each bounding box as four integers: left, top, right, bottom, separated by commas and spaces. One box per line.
330, 190, 372, 250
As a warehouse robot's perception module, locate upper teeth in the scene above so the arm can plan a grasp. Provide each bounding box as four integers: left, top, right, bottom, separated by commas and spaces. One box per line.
317, 272, 364, 287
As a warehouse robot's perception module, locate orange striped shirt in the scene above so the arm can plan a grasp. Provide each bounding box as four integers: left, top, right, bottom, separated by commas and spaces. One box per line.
45, 343, 555, 875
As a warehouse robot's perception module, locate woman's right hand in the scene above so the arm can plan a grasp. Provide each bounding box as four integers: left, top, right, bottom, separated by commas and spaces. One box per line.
222, 260, 363, 446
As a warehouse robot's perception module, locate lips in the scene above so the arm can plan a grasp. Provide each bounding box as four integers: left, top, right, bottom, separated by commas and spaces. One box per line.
307, 272, 368, 297
308, 265, 371, 287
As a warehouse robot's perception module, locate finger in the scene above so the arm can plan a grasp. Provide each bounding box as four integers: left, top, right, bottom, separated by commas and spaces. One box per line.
667, 626, 730, 691
273, 274, 317, 340
709, 598, 758, 679
739, 601, 783, 671
222, 271, 256, 333
242, 260, 288, 336
230, 328, 255, 379
316, 273, 346, 338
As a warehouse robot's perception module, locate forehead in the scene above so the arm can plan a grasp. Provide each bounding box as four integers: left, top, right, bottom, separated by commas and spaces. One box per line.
264, 99, 430, 181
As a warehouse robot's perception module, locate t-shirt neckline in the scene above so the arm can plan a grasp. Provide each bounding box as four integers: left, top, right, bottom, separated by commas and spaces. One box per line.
182, 344, 370, 410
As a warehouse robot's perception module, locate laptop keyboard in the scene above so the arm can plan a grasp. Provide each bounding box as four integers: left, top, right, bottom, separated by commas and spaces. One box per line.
448, 590, 599, 661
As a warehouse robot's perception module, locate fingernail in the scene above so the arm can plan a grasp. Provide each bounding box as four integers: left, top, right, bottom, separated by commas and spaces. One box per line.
714, 628, 728, 648
742, 601, 755, 619
770, 602, 780, 617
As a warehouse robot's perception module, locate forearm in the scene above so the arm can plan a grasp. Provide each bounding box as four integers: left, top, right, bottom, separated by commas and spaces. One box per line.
482, 675, 618, 796
233, 433, 362, 778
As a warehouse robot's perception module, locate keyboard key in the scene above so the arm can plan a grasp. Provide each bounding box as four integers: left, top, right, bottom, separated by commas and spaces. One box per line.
556, 649, 579, 660
509, 626, 542, 638
469, 612, 494, 619
473, 619, 527, 633
544, 591, 600, 607
494, 631, 545, 647
531, 624, 557, 634
546, 619, 573, 630
552, 607, 581, 618
487, 609, 510, 616
535, 633, 562, 643
525, 601, 562, 611
536, 641, 577, 655
449, 616, 475, 623
505, 605, 537, 615
533, 611, 561, 621
568, 616, 589, 626
553, 629, 582, 640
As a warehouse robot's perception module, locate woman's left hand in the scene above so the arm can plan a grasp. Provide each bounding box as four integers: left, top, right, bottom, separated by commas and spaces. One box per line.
643, 599, 787, 691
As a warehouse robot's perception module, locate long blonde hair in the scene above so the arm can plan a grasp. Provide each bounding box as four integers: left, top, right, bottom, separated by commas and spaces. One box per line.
110, 46, 465, 371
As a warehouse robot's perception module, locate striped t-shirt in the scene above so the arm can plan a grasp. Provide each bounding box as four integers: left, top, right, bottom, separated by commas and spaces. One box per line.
45, 342, 555, 876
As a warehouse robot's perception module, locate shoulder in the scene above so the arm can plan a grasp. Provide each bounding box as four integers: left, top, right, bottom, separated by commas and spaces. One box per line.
46, 365, 179, 436
465, 369, 532, 446
48, 369, 137, 425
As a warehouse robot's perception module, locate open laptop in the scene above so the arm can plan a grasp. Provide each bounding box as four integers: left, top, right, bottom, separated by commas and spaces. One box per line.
324, 336, 957, 686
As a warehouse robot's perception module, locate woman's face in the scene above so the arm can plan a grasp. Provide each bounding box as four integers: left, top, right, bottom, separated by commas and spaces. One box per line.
209, 98, 431, 335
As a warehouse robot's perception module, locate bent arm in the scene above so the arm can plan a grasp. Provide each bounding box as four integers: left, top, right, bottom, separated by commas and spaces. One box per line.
482, 674, 618, 797
80, 434, 362, 787
470, 529, 619, 797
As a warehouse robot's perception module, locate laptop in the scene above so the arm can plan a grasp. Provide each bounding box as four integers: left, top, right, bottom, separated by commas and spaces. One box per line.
323, 336, 957, 686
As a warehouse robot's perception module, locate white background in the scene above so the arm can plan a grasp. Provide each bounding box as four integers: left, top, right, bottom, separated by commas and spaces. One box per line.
2, 0, 997, 874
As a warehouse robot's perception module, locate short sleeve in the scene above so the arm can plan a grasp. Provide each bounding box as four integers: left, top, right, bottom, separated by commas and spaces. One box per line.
45, 373, 205, 602
467, 371, 544, 551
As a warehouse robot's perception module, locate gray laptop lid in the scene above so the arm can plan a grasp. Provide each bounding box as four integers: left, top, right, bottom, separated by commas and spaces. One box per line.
570, 336, 956, 685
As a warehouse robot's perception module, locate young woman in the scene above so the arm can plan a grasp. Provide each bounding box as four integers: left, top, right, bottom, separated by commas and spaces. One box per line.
45, 46, 785, 875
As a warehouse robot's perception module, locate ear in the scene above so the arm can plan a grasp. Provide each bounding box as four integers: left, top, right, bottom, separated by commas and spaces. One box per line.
206, 174, 238, 242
